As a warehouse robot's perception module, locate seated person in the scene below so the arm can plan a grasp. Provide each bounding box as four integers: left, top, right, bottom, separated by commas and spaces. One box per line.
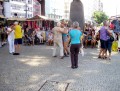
30, 30, 36, 45
42, 30, 46, 41
48, 32, 53, 46
45, 30, 50, 42
85, 32, 92, 48
91, 29, 97, 48
36, 29, 44, 43
24, 28, 33, 45
83, 32, 88, 48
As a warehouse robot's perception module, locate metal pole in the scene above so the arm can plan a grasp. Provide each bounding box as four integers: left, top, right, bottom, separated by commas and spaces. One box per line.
24, 4, 28, 18
26, 4, 27, 18
53, 8, 56, 20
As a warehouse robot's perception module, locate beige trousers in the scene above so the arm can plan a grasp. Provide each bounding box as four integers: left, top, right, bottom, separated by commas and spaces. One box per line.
53, 40, 64, 57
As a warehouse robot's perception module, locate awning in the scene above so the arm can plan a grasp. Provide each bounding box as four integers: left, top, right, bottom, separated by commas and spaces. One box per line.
7, 18, 26, 21
0, 15, 6, 18
27, 15, 50, 21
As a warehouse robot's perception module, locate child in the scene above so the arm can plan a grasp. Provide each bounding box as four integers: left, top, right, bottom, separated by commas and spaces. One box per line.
48, 32, 53, 46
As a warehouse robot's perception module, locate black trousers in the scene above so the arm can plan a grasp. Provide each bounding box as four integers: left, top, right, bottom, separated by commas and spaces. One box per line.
70, 44, 81, 67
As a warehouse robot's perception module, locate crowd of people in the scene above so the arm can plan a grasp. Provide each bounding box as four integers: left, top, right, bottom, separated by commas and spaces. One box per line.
1, 19, 120, 69
23, 25, 54, 46
84, 24, 98, 48
52, 20, 120, 69
5, 21, 55, 54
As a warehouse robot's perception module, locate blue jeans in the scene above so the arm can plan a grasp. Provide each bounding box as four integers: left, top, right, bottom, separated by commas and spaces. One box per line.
107, 39, 112, 53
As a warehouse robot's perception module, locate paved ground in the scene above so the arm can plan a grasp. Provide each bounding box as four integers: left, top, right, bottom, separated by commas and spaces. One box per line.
0, 45, 120, 91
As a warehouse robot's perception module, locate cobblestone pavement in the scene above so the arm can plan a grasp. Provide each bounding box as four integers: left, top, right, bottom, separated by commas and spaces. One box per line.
0, 45, 120, 91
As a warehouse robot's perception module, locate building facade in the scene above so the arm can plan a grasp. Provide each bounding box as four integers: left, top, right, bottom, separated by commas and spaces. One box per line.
3, 0, 33, 18
45, 0, 64, 21
45, 0, 73, 20
81, 0, 103, 23
0, 0, 4, 17
93, 0, 103, 12
39, 0, 45, 16
64, 0, 72, 20
33, 0, 41, 16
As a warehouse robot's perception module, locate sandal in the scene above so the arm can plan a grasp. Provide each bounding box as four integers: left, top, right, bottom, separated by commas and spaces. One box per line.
101, 57, 105, 59
105, 57, 107, 59
98, 56, 101, 59
102, 56, 107, 59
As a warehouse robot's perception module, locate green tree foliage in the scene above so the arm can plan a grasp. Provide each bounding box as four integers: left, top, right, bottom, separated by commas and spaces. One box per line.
92, 11, 108, 24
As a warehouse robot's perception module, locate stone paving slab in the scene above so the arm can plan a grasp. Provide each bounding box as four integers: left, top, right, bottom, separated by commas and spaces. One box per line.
38, 81, 69, 91
0, 45, 120, 91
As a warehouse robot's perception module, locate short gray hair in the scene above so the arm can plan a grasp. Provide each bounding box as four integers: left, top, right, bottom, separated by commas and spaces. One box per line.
57, 22, 61, 27
73, 21, 79, 28
103, 20, 108, 26
14, 21, 18, 25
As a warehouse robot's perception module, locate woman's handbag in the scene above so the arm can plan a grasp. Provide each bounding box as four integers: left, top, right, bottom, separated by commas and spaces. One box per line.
110, 36, 114, 42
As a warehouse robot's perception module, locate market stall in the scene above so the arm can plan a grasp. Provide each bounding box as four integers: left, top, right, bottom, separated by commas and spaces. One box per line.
26, 15, 54, 44
27, 15, 54, 30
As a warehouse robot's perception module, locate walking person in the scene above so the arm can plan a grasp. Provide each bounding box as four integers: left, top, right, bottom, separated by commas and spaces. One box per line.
62, 33, 69, 57
7, 24, 15, 54
61, 22, 69, 57
69, 21, 82, 69
52, 22, 67, 59
98, 21, 109, 59
13, 22, 23, 55
107, 26, 115, 60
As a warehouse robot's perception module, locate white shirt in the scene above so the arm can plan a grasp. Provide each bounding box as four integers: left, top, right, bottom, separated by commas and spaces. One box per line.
48, 34, 53, 40
36, 31, 43, 39
109, 30, 116, 40
37, 31, 42, 36
7, 28, 14, 39
118, 35, 120, 47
